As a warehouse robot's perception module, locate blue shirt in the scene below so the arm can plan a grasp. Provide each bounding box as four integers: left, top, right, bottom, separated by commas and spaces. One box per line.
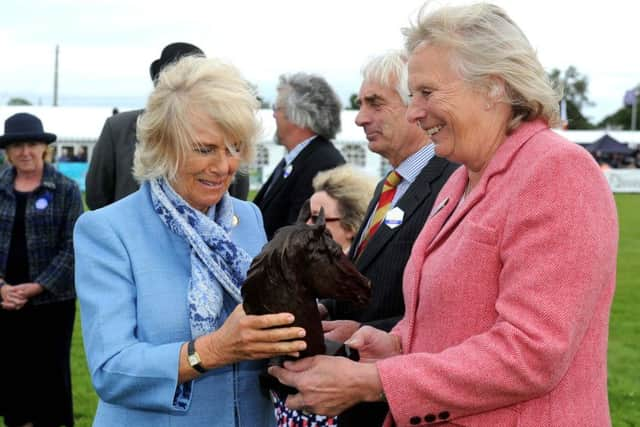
393, 143, 436, 204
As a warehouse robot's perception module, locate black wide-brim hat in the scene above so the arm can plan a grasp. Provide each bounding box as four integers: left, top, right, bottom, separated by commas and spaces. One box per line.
0, 112, 57, 149
149, 42, 205, 82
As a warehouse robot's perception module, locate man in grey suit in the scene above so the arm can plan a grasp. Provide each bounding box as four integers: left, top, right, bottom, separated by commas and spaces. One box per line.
322, 50, 458, 427
85, 42, 250, 210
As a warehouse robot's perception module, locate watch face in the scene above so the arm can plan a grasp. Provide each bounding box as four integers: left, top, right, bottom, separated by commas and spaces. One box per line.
188, 354, 201, 366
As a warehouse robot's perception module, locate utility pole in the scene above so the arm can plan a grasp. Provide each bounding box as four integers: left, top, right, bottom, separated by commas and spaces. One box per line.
632, 90, 638, 131
53, 44, 59, 107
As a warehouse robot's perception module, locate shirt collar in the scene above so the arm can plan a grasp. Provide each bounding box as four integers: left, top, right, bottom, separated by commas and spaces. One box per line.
284, 135, 316, 165
395, 143, 436, 184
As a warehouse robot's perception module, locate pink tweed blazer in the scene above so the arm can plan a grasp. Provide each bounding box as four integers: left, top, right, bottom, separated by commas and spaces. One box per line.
377, 120, 618, 427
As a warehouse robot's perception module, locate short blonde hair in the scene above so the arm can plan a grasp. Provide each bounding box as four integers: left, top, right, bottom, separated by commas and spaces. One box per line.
134, 56, 260, 182
403, 2, 561, 132
312, 165, 377, 234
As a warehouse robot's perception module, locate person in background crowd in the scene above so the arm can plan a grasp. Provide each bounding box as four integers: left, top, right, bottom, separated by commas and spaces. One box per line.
306, 165, 376, 254
57, 146, 76, 162
0, 112, 83, 427
85, 42, 250, 210
74, 146, 87, 162
74, 56, 306, 427
270, 3, 618, 426
253, 73, 345, 240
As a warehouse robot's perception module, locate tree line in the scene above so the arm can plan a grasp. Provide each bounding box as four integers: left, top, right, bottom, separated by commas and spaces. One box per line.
8, 66, 640, 130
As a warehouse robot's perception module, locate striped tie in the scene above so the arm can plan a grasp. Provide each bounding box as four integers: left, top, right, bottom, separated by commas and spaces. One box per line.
356, 170, 402, 257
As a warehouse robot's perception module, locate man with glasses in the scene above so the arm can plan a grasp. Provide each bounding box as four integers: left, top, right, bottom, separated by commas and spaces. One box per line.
253, 73, 345, 239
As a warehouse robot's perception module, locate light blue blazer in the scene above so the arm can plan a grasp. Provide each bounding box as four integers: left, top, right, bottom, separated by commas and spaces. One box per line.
74, 183, 274, 427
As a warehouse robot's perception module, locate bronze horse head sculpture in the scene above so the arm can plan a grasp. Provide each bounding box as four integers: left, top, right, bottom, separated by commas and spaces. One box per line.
242, 206, 371, 359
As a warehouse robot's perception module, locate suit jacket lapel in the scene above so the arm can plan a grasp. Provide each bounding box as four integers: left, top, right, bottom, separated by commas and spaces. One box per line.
424, 120, 548, 255
354, 156, 450, 271
256, 136, 323, 207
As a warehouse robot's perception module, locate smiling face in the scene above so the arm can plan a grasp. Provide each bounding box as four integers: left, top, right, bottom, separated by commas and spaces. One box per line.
406, 43, 504, 171
355, 79, 427, 167
171, 113, 239, 213
6, 141, 47, 174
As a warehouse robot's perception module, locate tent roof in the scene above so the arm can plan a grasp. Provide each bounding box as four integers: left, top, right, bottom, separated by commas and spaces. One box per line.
586, 134, 634, 154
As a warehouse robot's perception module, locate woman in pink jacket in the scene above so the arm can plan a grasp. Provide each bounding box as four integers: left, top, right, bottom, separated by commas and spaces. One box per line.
269, 3, 618, 426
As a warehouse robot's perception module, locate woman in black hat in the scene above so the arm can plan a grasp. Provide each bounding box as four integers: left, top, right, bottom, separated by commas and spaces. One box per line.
0, 112, 83, 427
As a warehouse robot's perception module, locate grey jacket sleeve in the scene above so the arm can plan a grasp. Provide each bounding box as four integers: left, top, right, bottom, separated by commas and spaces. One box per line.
86, 117, 116, 210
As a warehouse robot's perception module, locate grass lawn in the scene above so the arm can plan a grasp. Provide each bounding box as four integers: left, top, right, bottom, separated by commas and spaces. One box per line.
64, 194, 639, 427
607, 194, 640, 426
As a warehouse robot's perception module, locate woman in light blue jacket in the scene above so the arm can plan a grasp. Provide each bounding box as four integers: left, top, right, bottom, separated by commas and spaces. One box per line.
74, 56, 306, 427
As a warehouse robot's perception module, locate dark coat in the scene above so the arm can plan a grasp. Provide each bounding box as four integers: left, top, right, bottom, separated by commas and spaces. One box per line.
85, 110, 142, 210
253, 136, 345, 240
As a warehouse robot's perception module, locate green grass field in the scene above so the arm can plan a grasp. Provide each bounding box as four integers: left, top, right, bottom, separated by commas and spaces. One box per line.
607, 194, 640, 426
24, 194, 640, 427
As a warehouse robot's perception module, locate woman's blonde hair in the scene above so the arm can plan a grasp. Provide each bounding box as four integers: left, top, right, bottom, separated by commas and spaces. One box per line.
134, 56, 260, 182
403, 2, 561, 132
312, 165, 377, 234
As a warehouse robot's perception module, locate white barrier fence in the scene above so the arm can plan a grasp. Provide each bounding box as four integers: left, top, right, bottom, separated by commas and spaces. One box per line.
603, 169, 640, 193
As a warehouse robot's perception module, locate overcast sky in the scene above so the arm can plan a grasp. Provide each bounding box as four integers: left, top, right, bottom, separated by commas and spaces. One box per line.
1, 0, 637, 124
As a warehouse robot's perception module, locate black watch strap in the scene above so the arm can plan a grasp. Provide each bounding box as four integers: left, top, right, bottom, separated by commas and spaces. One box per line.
187, 339, 206, 373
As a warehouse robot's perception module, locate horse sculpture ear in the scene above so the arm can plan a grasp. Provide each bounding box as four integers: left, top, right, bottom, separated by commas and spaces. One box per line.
314, 207, 326, 234
297, 199, 311, 224
316, 207, 326, 226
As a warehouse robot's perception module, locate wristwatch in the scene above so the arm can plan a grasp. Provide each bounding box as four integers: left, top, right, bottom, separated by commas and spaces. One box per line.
187, 339, 206, 374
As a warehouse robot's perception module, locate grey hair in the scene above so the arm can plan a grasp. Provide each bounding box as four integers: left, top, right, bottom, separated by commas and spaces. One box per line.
312, 164, 377, 234
403, 2, 561, 132
361, 50, 411, 106
134, 56, 260, 182
277, 73, 342, 139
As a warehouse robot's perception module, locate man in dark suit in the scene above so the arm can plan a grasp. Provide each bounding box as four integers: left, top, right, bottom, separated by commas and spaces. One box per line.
253, 73, 345, 239
322, 50, 458, 427
85, 42, 249, 210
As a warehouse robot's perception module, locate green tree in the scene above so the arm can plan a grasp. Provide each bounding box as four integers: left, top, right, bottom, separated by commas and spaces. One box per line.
548, 66, 595, 129
347, 93, 360, 110
248, 82, 270, 109
597, 84, 640, 130
7, 97, 32, 106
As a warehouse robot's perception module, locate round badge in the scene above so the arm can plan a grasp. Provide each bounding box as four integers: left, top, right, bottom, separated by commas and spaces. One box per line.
232, 215, 239, 227
35, 197, 49, 210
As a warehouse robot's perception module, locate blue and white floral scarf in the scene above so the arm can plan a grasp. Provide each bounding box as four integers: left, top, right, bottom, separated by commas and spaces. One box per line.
150, 177, 252, 338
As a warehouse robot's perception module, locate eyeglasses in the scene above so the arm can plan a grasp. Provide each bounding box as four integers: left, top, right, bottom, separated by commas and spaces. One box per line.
309, 214, 341, 223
